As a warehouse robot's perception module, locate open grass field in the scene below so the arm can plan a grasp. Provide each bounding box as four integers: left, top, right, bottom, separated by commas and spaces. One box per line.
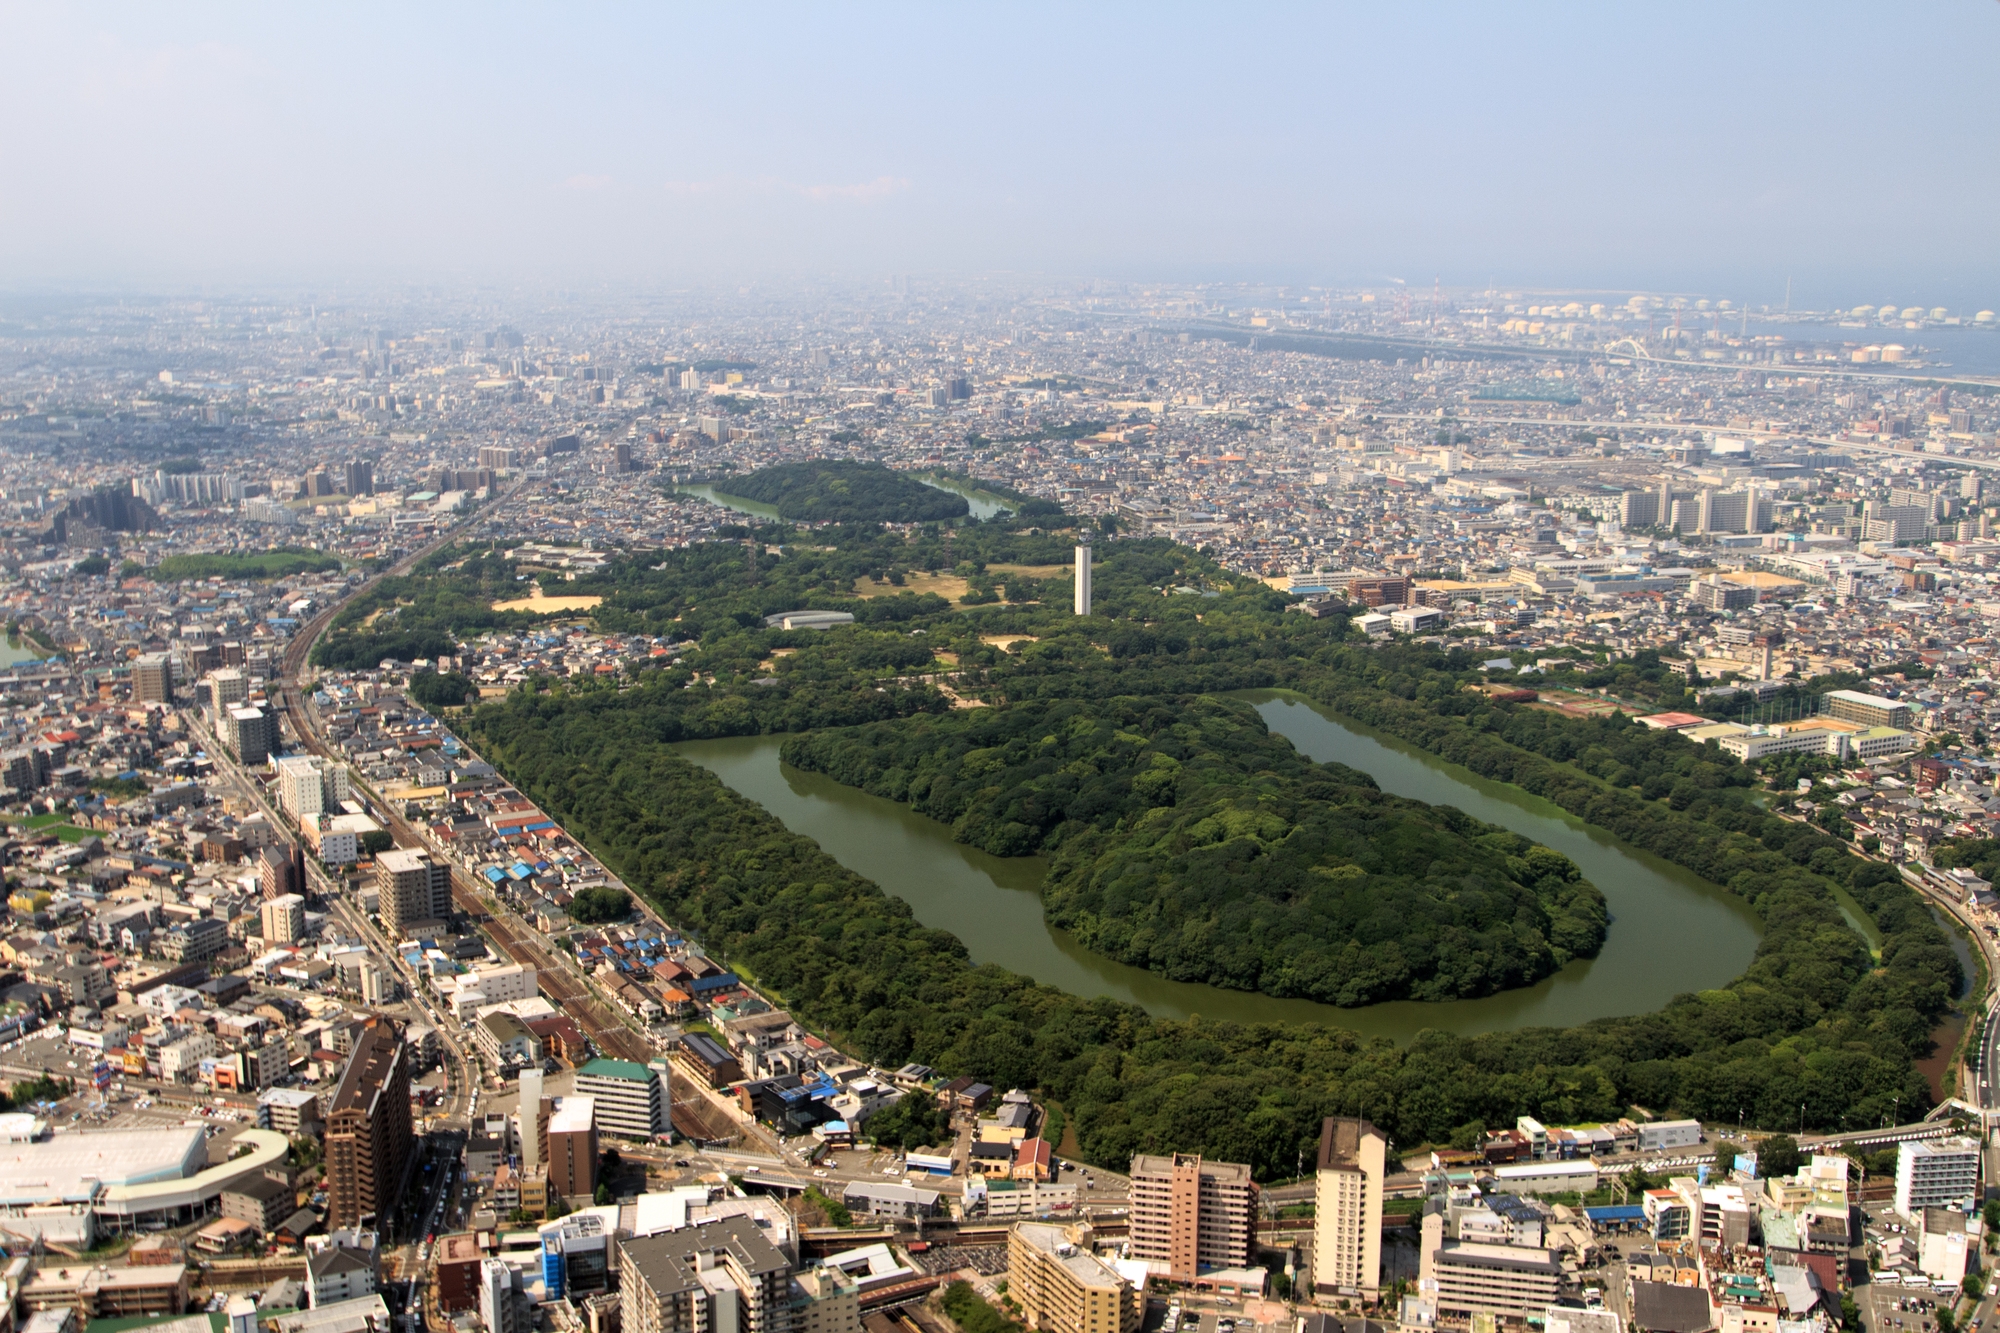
850, 571, 969, 600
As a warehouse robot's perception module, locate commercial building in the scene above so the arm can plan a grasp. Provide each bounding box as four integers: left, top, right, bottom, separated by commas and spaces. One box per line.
1692, 576, 1757, 612
1896, 1137, 1980, 1216
547, 1097, 599, 1202
542, 1213, 611, 1299
474, 1012, 541, 1070
325, 1018, 413, 1229
1314, 1117, 1386, 1298
791, 1267, 860, 1333
258, 1088, 324, 1138
620, 1216, 795, 1333
1635, 1120, 1702, 1153
0, 1125, 290, 1234
1008, 1222, 1142, 1333
1127, 1153, 1258, 1281
375, 848, 452, 936
575, 1058, 672, 1141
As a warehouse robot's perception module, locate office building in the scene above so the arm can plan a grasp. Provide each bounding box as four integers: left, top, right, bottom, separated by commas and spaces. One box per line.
260, 893, 306, 944
1895, 1137, 1980, 1216
1127, 1153, 1257, 1280
276, 754, 350, 819
1007, 1222, 1142, 1333
325, 1018, 412, 1229
134, 653, 174, 703
1346, 575, 1411, 607
546, 1097, 598, 1201
620, 1216, 795, 1333
542, 1213, 611, 1299
1074, 535, 1092, 616
574, 1058, 672, 1141
374, 848, 452, 936
1314, 1116, 1386, 1297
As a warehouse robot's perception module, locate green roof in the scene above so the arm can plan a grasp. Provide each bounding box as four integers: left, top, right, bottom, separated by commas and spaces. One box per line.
577, 1058, 654, 1083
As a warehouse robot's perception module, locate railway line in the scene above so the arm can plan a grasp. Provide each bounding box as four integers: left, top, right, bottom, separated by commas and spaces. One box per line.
261, 495, 678, 1073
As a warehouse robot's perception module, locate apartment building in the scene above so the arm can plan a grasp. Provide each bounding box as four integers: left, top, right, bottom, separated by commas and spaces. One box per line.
275, 754, 350, 819
1127, 1153, 1257, 1281
375, 848, 452, 936
325, 1018, 412, 1229
574, 1058, 672, 1141
1420, 1240, 1563, 1323
546, 1096, 598, 1202
1314, 1117, 1386, 1298
1007, 1222, 1142, 1333
620, 1217, 794, 1333
1896, 1137, 1981, 1216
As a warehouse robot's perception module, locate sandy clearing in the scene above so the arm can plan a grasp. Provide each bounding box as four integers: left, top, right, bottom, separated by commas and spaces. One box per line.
981, 635, 1039, 652
493, 594, 604, 613
988, 563, 1069, 578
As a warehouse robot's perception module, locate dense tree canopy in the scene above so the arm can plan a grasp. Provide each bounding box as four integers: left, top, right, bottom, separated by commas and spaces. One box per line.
721, 459, 970, 524
784, 697, 1606, 1003
372, 507, 1956, 1176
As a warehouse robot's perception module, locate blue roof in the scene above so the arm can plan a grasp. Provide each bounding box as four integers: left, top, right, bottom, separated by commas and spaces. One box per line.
1583, 1205, 1646, 1221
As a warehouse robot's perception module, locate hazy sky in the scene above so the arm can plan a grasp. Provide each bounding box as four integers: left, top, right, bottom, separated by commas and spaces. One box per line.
3, 3, 1996, 308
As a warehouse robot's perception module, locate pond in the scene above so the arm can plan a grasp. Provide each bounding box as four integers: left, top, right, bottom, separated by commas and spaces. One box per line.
678, 691, 1766, 1042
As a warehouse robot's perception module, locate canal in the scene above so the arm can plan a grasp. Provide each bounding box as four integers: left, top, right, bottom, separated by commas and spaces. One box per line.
678, 691, 1766, 1042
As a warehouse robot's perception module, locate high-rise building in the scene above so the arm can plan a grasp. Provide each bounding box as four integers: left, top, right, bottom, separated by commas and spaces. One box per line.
344, 460, 375, 496
1074, 535, 1093, 616
1618, 490, 1660, 529
1314, 1116, 1386, 1298
325, 1018, 413, 1229
1006, 1221, 1142, 1333
610, 442, 635, 474
261, 893, 306, 944
573, 1058, 671, 1141
620, 1217, 795, 1333
224, 706, 278, 765
259, 843, 306, 900
134, 652, 174, 703
1126, 1153, 1257, 1281
375, 848, 453, 936
205, 668, 250, 711
480, 1258, 518, 1333
546, 1097, 598, 1202
1896, 1137, 1981, 1216
276, 754, 350, 818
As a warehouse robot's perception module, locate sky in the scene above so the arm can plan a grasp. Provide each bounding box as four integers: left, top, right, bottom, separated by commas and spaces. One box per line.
2, 3, 1996, 309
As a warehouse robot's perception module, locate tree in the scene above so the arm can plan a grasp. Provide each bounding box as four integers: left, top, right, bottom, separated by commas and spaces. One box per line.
410, 670, 474, 711
1964, 1273, 1985, 1300
569, 885, 631, 923
594, 1183, 612, 1206
1712, 1137, 1740, 1180
1759, 1134, 1801, 1179
360, 830, 395, 856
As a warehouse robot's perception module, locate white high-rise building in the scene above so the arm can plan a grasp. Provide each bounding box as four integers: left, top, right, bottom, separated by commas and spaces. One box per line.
276, 754, 350, 819
1074, 535, 1093, 616
1315, 1116, 1386, 1298
479, 1257, 517, 1333
1896, 1136, 1980, 1216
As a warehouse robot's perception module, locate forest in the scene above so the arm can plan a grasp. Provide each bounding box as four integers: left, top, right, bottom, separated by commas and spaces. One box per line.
782, 696, 1607, 1004
153, 549, 343, 581
719, 459, 971, 524
354, 495, 1956, 1175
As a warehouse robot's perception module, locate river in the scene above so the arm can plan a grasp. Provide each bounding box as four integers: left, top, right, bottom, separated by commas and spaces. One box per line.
679, 691, 1765, 1042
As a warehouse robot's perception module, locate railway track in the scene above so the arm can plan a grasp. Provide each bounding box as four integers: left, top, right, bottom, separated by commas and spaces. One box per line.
264, 494, 669, 1070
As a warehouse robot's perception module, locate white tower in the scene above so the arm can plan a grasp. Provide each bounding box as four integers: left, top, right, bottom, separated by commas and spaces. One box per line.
1074, 534, 1093, 616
